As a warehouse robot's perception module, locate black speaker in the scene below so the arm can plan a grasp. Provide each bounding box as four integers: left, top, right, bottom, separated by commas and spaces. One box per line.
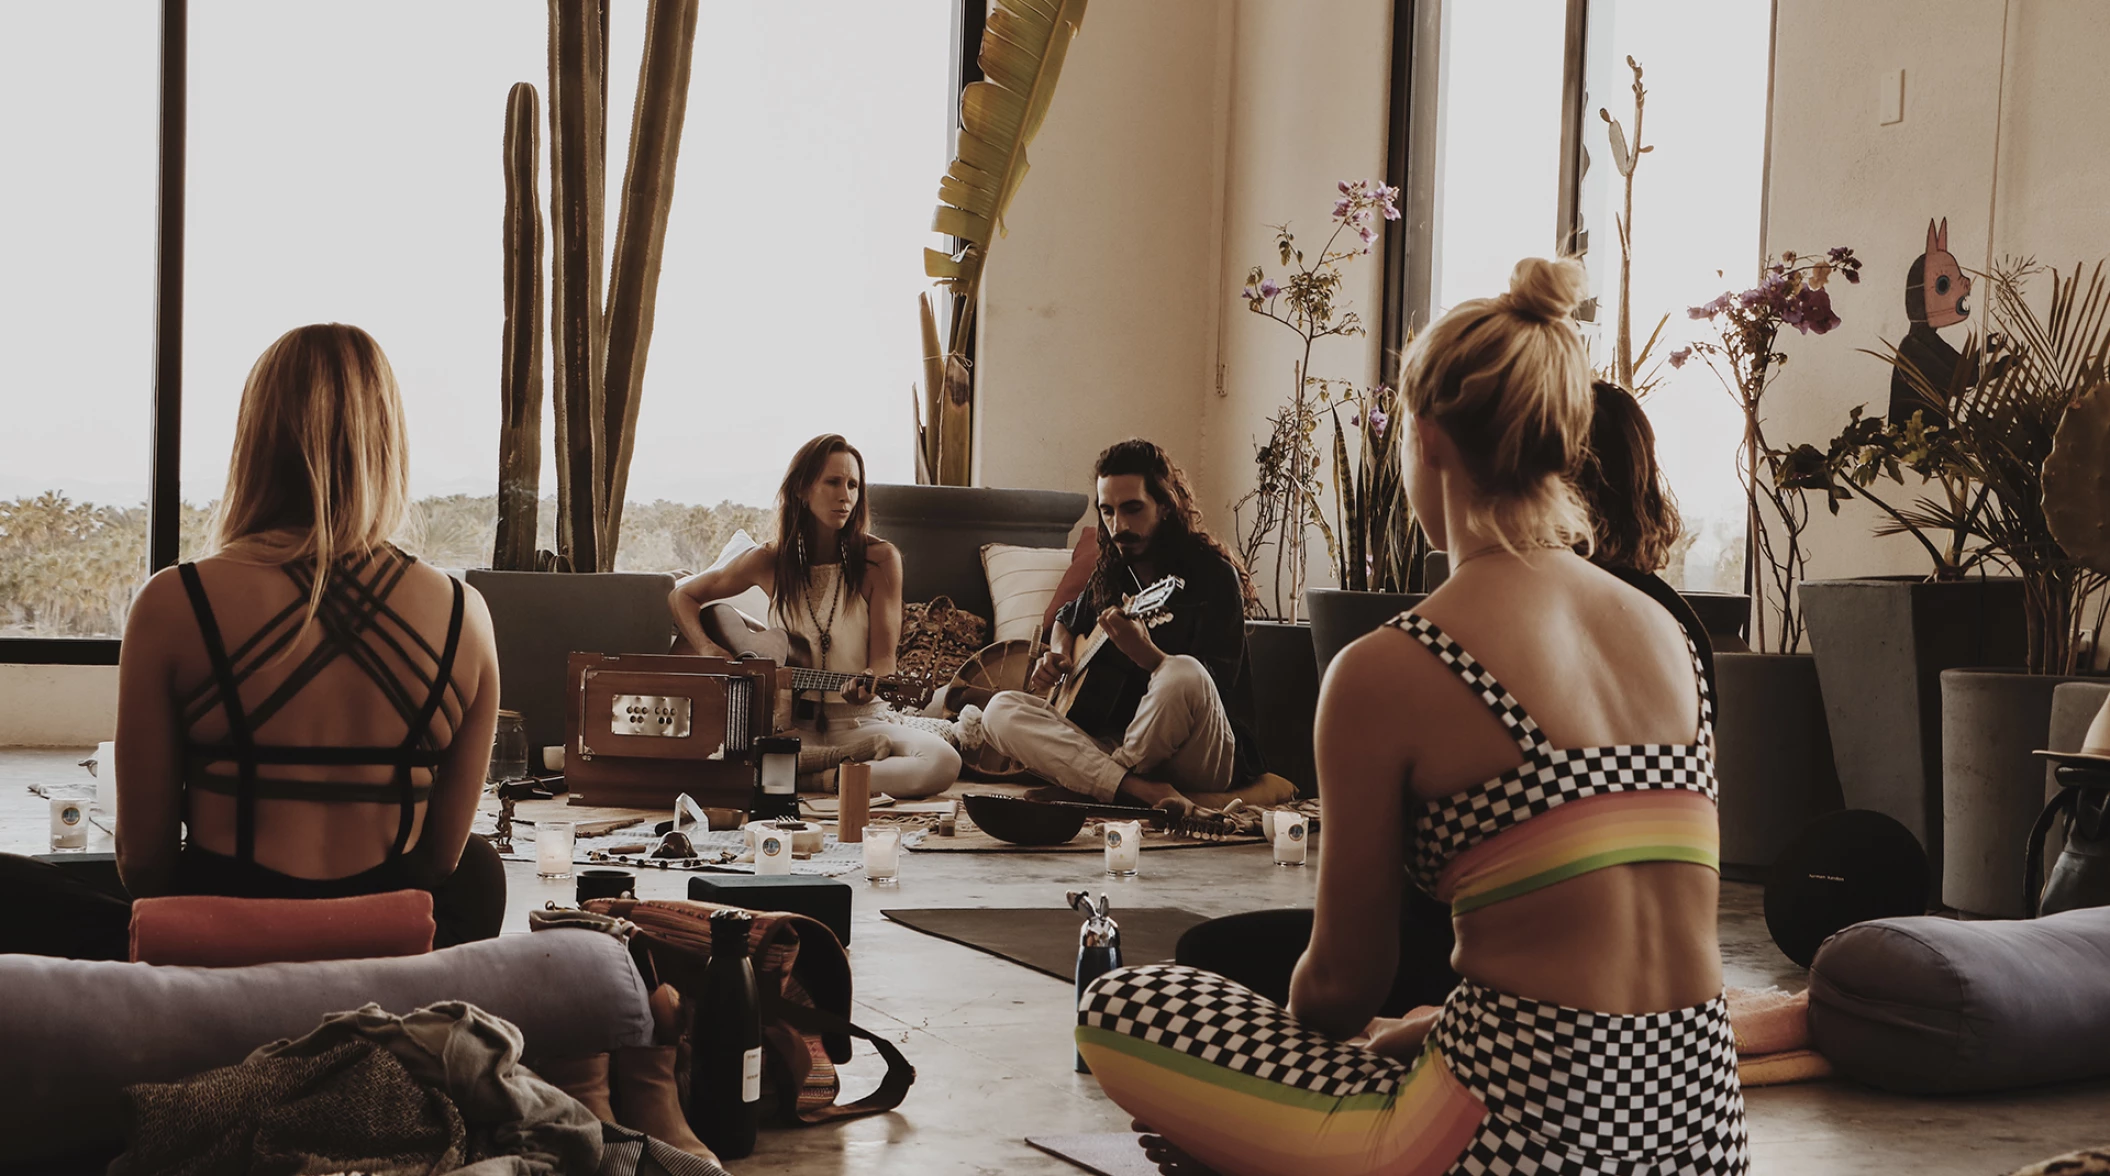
1764, 809, 1929, 967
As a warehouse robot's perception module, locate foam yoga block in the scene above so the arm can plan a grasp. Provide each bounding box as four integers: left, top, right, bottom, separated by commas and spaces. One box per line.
1808, 907, 2110, 1094
0, 928, 653, 1165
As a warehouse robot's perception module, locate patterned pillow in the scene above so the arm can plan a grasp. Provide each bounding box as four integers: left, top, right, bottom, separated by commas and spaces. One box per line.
980, 542, 1074, 643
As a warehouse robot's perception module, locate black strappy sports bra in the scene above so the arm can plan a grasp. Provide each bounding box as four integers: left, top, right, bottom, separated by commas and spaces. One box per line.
175, 545, 465, 874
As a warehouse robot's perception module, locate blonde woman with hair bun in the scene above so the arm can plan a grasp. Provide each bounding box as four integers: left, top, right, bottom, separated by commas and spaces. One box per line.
0, 324, 507, 959
1075, 259, 1747, 1175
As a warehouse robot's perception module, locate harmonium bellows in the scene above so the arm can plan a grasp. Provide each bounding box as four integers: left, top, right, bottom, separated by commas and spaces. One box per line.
565, 652, 779, 809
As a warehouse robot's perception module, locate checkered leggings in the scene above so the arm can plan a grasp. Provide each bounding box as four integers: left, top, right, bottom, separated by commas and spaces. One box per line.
1076, 964, 1749, 1176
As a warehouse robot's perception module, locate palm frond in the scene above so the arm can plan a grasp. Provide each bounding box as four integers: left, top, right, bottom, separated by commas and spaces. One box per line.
925, 0, 1088, 295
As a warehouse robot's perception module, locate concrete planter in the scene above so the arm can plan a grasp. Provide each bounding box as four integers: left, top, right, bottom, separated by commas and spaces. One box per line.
1939, 668, 2094, 917
1243, 620, 1320, 797
1801, 577, 2026, 883
1714, 652, 1845, 879
1306, 588, 1429, 682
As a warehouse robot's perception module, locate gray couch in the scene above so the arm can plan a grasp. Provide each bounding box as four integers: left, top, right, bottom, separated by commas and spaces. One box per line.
0, 928, 651, 1168
470, 485, 1089, 749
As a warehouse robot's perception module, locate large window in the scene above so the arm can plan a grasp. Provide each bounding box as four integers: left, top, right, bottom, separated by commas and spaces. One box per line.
1573, 0, 1771, 594
0, 3, 160, 642
1421, 0, 1771, 596
183, 1, 953, 575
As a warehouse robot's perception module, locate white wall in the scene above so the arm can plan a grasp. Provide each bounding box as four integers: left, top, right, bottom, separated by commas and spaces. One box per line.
1764, 0, 2110, 612
974, 0, 1394, 615
974, 0, 1235, 500
1202, 0, 1394, 614
0, 664, 117, 747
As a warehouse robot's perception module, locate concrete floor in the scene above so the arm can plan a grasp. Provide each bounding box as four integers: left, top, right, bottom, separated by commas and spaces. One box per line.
7, 745, 2108, 1175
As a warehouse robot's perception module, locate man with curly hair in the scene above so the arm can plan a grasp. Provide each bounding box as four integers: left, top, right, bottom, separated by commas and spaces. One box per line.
964, 439, 1262, 815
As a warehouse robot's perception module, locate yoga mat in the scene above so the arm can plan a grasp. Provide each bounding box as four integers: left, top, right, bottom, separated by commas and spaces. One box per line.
881, 907, 1209, 980
1025, 1134, 1158, 1176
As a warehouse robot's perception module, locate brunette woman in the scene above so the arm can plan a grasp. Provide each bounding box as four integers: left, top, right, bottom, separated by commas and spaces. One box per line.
0, 324, 506, 958
668, 434, 960, 799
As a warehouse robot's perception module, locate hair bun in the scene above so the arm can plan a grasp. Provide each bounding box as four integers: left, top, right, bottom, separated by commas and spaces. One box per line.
1505, 256, 1589, 323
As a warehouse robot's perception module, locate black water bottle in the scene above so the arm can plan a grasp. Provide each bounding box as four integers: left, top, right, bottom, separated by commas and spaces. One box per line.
696, 909, 761, 1158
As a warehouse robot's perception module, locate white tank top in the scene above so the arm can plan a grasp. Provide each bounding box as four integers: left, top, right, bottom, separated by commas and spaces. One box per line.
769, 563, 878, 721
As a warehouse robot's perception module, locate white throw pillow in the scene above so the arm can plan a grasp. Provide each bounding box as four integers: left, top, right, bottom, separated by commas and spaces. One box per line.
705, 530, 774, 622
981, 542, 1074, 643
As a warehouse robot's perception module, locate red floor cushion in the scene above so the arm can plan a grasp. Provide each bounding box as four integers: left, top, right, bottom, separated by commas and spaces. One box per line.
130, 889, 436, 967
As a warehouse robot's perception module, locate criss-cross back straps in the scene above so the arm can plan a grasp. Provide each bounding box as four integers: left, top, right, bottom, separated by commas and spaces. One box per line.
392, 576, 465, 854
1385, 613, 1553, 762
179, 563, 261, 862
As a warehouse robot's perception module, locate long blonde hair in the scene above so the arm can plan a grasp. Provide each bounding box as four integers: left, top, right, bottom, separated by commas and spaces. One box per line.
211, 324, 411, 617
1400, 257, 1595, 555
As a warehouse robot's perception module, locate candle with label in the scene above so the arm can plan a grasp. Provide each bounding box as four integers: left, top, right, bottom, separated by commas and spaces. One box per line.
1272, 812, 1308, 867
754, 828, 793, 875
1104, 820, 1141, 877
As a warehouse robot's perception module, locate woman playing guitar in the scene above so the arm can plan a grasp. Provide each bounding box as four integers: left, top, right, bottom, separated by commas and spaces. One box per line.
666, 434, 962, 799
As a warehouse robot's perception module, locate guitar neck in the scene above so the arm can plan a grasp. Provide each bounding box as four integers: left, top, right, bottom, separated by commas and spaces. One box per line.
787, 667, 870, 694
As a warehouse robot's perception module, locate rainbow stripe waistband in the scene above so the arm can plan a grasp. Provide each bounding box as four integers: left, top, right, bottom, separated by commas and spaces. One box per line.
1438, 789, 1719, 914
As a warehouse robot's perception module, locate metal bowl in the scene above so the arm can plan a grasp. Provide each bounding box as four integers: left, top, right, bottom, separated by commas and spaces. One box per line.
959, 792, 1088, 846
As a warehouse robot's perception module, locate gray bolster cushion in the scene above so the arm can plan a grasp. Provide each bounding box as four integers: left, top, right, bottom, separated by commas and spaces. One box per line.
1808, 907, 2110, 1093
0, 929, 651, 1164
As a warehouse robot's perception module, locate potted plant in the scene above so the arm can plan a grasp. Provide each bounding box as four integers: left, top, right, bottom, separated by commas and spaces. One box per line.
1788, 403, 2025, 882
471, 3, 703, 752
1875, 259, 2110, 916
1306, 379, 1432, 679
1229, 179, 1401, 795
1683, 249, 1858, 875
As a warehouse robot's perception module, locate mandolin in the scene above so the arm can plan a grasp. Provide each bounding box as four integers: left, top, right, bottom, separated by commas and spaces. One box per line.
1047, 574, 1184, 731
687, 602, 938, 710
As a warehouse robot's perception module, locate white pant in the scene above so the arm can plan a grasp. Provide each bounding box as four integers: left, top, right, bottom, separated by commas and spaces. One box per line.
796, 710, 961, 800
979, 654, 1236, 802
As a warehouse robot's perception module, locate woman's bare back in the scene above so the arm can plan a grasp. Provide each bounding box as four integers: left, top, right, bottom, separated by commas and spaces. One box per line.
1394, 551, 1721, 1012
116, 547, 498, 888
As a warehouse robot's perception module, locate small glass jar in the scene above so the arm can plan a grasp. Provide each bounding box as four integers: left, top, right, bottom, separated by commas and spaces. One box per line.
489, 709, 530, 783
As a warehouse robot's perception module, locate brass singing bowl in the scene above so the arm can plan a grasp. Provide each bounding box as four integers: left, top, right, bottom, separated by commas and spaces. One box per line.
948, 639, 1040, 781
959, 792, 1089, 846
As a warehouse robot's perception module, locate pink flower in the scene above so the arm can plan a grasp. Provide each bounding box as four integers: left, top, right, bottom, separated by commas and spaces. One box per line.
1259, 278, 1280, 299
1668, 347, 1692, 369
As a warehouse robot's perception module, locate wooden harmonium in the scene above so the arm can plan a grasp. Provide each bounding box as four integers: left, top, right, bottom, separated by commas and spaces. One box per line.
565, 651, 776, 810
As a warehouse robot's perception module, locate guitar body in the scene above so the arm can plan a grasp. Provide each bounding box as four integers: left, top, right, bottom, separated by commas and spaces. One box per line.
1048, 575, 1185, 736
688, 601, 812, 667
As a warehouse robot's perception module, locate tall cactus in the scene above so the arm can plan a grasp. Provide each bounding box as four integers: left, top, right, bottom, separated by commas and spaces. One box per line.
494, 82, 545, 572
496, 1, 698, 570
602, 0, 701, 563
547, 0, 608, 573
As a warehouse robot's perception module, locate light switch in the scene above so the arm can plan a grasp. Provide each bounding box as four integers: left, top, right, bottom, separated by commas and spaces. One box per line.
1879, 68, 1905, 125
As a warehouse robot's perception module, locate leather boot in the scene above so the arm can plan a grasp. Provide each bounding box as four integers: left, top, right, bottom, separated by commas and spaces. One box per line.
532, 1053, 617, 1123
611, 985, 723, 1163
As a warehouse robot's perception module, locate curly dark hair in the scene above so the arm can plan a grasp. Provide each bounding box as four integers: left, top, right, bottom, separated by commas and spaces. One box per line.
1086, 439, 1256, 612
1576, 381, 1682, 573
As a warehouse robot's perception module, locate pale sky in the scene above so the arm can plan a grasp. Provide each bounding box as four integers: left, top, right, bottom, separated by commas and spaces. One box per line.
1, 0, 952, 509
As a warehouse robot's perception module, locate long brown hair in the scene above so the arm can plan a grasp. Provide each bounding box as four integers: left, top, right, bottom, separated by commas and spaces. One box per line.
212, 323, 411, 621
1578, 380, 1682, 572
771, 434, 873, 620
1086, 439, 1255, 612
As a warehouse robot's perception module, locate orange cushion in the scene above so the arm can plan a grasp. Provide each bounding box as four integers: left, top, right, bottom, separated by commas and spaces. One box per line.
1042, 526, 1100, 637
129, 889, 437, 967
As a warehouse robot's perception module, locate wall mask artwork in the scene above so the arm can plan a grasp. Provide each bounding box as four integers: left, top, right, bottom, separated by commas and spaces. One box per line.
1888, 216, 1975, 422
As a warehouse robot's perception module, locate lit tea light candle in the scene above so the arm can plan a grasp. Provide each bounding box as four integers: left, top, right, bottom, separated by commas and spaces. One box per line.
1104, 820, 1141, 877
537, 821, 576, 879
863, 826, 901, 884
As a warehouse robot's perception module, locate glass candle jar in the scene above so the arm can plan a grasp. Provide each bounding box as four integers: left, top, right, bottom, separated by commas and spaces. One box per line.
489, 709, 530, 783
1104, 820, 1141, 877
537, 821, 576, 879
862, 826, 901, 884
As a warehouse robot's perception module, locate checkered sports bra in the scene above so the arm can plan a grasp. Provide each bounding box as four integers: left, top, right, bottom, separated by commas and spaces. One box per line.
1386, 612, 1720, 915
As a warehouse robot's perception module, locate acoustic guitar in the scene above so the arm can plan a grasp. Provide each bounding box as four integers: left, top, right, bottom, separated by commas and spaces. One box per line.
1046, 574, 1184, 733
686, 602, 938, 710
